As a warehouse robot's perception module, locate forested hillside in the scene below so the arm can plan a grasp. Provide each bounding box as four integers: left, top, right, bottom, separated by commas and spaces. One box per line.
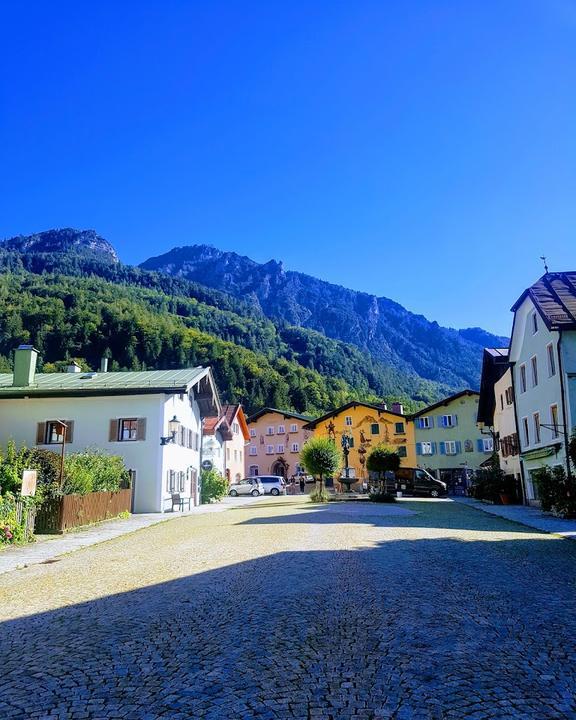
0, 239, 450, 414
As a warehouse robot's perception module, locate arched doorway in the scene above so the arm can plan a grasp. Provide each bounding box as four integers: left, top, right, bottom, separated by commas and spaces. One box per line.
272, 458, 288, 479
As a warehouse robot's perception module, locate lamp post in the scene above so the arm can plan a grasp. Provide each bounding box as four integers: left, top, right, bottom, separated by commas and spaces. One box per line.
340, 433, 353, 493
160, 415, 181, 445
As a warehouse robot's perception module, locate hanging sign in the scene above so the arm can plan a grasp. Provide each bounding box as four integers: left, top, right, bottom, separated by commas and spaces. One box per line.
21, 470, 38, 497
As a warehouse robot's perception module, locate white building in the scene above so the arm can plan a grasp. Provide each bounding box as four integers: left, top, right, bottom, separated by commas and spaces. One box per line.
0, 346, 220, 513
509, 273, 576, 502
201, 404, 250, 482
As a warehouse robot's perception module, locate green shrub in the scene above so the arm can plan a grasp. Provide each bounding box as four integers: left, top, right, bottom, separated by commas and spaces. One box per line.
0, 494, 34, 545
309, 488, 330, 503
369, 491, 397, 503
201, 468, 228, 503
533, 465, 576, 517
63, 449, 130, 496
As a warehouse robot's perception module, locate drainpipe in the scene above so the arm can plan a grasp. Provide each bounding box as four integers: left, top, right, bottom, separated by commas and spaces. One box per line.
557, 334, 572, 478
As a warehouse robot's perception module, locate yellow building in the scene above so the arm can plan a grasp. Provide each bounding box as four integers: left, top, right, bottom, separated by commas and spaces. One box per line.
303, 401, 416, 485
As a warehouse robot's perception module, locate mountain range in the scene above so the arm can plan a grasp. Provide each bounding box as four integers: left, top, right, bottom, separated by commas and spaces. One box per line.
0, 229, 508, 413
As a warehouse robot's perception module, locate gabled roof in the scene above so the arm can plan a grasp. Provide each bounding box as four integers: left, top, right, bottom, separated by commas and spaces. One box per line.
410, 390, 479, 418
222, 403, 250, 441
511, 272, 576, 330
0, 367, 220, 415
247, 407, 313, 423
477, 349, 510, 426
303, 401, 405, 430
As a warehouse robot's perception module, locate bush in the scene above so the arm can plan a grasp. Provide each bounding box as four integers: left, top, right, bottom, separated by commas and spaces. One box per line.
300, 437, 341, 490
201, 468, 228, 503
533, 465, 576, 517
309, 488, 330, 503
63, 449, 130, 496
369, 491, 397, 503
0, 494, 34, 545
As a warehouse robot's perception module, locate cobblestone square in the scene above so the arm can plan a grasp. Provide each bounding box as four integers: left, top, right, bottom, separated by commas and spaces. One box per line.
1, 497, 575, 719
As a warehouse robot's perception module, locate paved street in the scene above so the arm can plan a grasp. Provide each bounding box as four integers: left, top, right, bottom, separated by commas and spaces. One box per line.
1, 497, 576, 720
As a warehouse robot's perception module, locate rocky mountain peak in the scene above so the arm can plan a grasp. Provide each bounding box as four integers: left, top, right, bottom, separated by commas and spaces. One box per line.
2, 228, 119, 263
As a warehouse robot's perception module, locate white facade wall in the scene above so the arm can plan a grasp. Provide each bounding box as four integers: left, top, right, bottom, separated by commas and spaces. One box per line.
226, 427, 246, 482
510, 297, 565, 500
202, 432, 226, 476
493, 368, 521, 479
0, 391, 202, 514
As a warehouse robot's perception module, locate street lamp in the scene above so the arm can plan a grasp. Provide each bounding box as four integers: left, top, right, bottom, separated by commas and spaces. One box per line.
160, 415, 181, 445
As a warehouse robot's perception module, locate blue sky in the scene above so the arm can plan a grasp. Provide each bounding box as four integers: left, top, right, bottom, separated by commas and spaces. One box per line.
1, 1, 575, 336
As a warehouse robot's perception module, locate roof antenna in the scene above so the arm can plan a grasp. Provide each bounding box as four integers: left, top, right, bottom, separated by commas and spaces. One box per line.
540, 255, 549, 273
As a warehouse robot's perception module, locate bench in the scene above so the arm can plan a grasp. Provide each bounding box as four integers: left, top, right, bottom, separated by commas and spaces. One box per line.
171, 493, 192, 512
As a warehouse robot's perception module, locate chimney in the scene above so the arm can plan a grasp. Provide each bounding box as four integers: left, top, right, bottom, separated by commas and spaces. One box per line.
392, 402, 404, 415
100, 357, 109, 372
13, 345, 38, 387
66, 361, 82, 373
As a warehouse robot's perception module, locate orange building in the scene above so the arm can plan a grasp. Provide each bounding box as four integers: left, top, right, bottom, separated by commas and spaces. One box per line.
245, 408, 313, 478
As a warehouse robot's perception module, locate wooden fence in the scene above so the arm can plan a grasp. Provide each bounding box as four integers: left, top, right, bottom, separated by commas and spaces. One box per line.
15, 501, 36, 540
35, 488, 132, 534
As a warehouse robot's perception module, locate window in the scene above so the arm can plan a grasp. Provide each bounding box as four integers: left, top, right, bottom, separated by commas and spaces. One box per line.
166, 470, 176, 492
233, 422, 239, 434
532, 312, 538, 334
250, 428, 256, 438
533, 412, 541, 444
266, 445, 274, 455
234, 449, 238, 461
441, 415, 456, 428
550, 405, 559, 438
421, 442, 433, 455
522, 417, 530, 446
46, 421, 65, 444
547, 344, 556, 377
482, 438, 493, 453
418, 416, 431, 429
505, 387, 514, 405
249, 446, 257, 456
291, 442, 299, 453
344, 416, 353, 426
370, 423, 380, 435
277, 444, 285, 453
444, 440, 457, 455
531, 356, 538, 387
519, 364, 527, 393
178, 471, 185, 492
118, 418, 137, 441
277, 425, 285, 434
397, 446, 407, 458
226, 448, 231, 461
249, 465, 259, 477
500, 394, 504, 411
395, 422, 405, 434
266, 426, 274, 436
290, 423, 298, 433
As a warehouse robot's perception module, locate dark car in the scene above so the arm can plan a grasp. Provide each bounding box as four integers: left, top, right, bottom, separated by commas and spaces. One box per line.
394, 468, 447, 498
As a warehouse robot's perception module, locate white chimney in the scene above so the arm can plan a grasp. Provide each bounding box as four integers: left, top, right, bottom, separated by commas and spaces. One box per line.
13, 345, 38, 387
100, 357, 109, 372
66, 361, 82, 373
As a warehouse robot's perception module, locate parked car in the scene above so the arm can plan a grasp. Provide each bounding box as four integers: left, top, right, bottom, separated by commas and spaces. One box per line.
294, 472, 315, 484
394, 468, 447, 498
255, 475, 286, 496
229, 478, 264, 497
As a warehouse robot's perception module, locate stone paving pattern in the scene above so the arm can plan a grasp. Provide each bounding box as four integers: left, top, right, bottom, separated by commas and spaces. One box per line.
1, 497, 576, 719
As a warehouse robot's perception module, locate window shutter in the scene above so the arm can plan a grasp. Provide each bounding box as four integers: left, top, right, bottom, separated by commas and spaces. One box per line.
431, 442, 436, 455
439, 442, 446, 455
416, 442, 422, 456
453, 415, 458, 426
137, 418, 147, 441
455, 441, 462, 454
36, 422, 46, 445
65, 421, 74, 443
429, 417, 434, 428
476, 439, 484, 452
109, 420, 119, 442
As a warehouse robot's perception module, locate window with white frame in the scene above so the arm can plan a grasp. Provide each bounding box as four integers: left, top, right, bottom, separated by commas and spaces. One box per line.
421, 441, 433, 455
46, 421, 66, 444
277, 444, 285, 453
290, 423, 298, 433
532, 312, 538, 334
419, 416, 431, 429
233, 422, 239, 434
266, 445, 274, 454
441, 415, 456, 428
277, 425, 285, 434
249, 446, 257, 456
519, 364, 527, 393
550, 404, 559, 438
344, 416, 353, 426
522, 417, 530, 446
291, 442, 299, 453
482, 437, 493, 452
444, 440, 457, 455
547, 343, 556, 377
250, 428, 256, 438
531, 356, 538, 387
533, 412, 541, 444
266, 426, 274, 436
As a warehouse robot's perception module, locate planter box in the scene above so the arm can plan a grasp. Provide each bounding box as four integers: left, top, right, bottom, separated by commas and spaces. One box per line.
35, 489, 131, 534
